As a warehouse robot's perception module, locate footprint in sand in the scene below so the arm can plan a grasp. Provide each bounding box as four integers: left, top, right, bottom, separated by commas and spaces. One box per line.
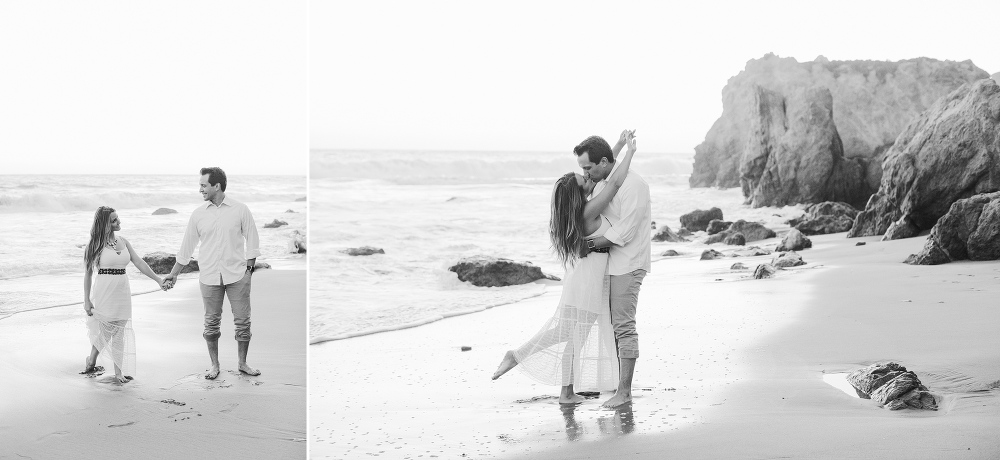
169, 410, 202, 422
220, 402, 239, 413
514, 395, 559, 404
164, 373, 232, 391
161, 399, 186, 406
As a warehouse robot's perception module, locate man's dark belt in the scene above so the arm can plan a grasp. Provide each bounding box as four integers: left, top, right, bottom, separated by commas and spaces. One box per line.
98, 268, 126, 275
592, 247, 610, 254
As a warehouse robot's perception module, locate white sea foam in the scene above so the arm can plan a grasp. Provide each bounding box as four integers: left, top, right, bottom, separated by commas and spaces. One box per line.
309, 149, 808, 342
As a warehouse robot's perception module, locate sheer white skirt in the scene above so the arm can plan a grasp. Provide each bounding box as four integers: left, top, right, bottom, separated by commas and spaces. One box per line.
513, 252, 618, 391
87, 274, 136, 377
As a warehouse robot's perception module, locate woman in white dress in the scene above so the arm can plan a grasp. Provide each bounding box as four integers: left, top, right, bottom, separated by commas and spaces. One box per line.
492, 132, 637, 404
81, 206, 169, 384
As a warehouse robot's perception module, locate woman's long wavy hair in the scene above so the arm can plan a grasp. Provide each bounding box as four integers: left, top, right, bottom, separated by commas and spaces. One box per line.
84, 206, 116, 273
549, 172, 587, 267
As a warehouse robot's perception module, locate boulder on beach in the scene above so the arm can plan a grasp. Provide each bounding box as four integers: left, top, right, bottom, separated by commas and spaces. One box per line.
691, 54, 987, 197
700, 249, 725, 260
294, 197, 307, 202
289, 230, 307, 254
847, 362, 937, 410
776, 228, 812, 252
680, 208, 723, 232
753, 263, 778, 279
732, 246, 772, 257
794, 202, 858, 235
772, 251, 806, 268
152, 208, 177, 215
652, 225, 687, 243
142, 252, 199, 274
677, 228, 693, 238
850, 79, 1000, 239
343, 246, 384, 256
661, 250, 681, 257
448, 256, 555, 287
904, 192, 1000, 265
705, 220, 776, 244
731, 262, 748, 270
285, 209, 296, 213
706, 219, 732, 235
723, 232, 746, 246
263, 219, 288, 229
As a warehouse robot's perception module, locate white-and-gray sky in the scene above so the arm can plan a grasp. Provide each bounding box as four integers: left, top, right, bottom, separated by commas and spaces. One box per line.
311, 0, 1000, 154
1, 2, 307, 175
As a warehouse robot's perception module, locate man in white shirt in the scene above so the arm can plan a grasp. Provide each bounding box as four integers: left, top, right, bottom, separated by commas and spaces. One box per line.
576, 134, 652, 409
164, 167, 262, 380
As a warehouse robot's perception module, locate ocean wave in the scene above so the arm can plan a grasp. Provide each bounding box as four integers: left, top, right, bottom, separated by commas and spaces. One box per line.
312, 150, 693, 183
0, 191, 302, 213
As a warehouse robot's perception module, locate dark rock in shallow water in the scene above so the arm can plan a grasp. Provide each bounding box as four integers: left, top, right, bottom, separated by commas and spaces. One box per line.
143, 252, 199, 274
343, 246, 384, 256
285, 209, 296, 213
772, 251, 805, 268
706, 219, 732, 235
904, 192, 1000, 265
448, 256, 553, 287
661, 250, 681, 257
700, 249, 725, 260
796, 215, 854, 235
776, 228, 812, 252
677, 228, 693, 238
706, 220, 776, 244
681, 208, 723, 232
152, 208, 177, 215
263, 219, 288, 229
294, 197, 307, 202
856, 242, 866, 246
851, 79, 1000, 238
691, 54, 987, 193
723, 232, 746, 246
847, 362, 937, 410
460, 346, 472, 352
753, 263, 778, 279
731, 262, 748, 270
651, 225, 687, 242
732, 246, 772, 257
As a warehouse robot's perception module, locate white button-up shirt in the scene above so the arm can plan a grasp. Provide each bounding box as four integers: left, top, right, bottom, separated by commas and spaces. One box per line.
591, 165, 652, 276
176, 196, 261, 285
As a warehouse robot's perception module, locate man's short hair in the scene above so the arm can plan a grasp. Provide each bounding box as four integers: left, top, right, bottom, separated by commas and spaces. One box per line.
573, 136, 615, 164
200, 167, 228, 192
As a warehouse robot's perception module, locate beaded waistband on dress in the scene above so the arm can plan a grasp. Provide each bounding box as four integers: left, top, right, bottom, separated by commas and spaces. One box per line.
98, 268, 126, 275
592, 247, 610, 254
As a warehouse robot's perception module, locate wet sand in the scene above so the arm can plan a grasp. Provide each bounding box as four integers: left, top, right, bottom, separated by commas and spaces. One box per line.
0, 269, 306, 459
310, 233, 1000, 459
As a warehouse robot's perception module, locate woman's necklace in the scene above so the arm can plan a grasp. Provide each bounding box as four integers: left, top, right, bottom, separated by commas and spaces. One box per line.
106, 236, 118, 251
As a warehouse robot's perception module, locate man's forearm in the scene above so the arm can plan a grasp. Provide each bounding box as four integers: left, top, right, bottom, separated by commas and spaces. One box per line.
590, 236, 614, 249
168, 261, 185, 277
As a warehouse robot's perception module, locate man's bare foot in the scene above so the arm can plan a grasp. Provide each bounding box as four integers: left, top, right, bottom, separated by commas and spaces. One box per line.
492, 350, 518, 380
601, 392, 632, 409
238, 363, 261, 376
205, 365, 221, 380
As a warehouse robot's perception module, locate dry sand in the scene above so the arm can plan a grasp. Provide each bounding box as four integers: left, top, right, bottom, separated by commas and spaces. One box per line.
310, 234, 1000, 459
0, 269, 306, 459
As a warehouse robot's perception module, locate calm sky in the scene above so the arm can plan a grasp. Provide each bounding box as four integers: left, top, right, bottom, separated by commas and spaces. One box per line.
312, 0, 1000, 154
1, 2, 307, 175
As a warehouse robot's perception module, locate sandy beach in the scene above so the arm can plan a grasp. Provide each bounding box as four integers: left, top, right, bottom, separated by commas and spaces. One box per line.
0, 269, 306, 459
310, 233, 1000, 459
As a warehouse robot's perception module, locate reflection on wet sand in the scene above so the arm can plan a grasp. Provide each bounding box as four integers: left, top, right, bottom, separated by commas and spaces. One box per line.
560, 401, 635, 441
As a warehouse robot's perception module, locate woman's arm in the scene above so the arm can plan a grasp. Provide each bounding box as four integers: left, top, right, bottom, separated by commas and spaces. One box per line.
582, 133, 637, 222
123, 237, 166, 289
83, 268, 94, 315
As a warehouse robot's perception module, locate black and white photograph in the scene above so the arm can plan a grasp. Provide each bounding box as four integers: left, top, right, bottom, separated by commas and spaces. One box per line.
309, 1, 1000, 459
0, 2, 307, 458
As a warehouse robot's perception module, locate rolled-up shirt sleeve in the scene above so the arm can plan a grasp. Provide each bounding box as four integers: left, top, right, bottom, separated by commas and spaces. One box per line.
605, 181, 645, 247
242, 205, 261, 259
176, 211, 200, 265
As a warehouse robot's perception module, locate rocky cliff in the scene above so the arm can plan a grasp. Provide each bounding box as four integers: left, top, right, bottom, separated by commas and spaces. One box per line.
691, 54, 989, 201
849, 79, 1000, 238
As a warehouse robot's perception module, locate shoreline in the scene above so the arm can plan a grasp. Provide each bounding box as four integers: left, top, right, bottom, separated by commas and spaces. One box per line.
1, 269, 307, 459
310, 233, 1000, 459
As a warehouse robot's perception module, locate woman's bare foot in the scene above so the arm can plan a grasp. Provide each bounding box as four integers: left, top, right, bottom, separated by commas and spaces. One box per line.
80, 356, 104, 374
115, 374, 132, 384
491, 350, 518, 380
205, 365, 221, 380
238, 363, 261, 376
559, 390, 586, 405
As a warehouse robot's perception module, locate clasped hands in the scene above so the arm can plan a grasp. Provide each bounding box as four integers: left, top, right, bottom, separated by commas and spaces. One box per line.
160, 274, 177, 291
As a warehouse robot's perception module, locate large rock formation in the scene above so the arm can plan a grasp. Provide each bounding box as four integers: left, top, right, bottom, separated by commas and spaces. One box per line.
704, 220, 776, 244
904, 192, 1000, 265
651, 225, 686, 242
741, 85, 868, 207
692, 54, 988, 199
448, 256, 555, 287
680, 207, 723, 232
850, 79, 1000, 238
143, 252, 199, 274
